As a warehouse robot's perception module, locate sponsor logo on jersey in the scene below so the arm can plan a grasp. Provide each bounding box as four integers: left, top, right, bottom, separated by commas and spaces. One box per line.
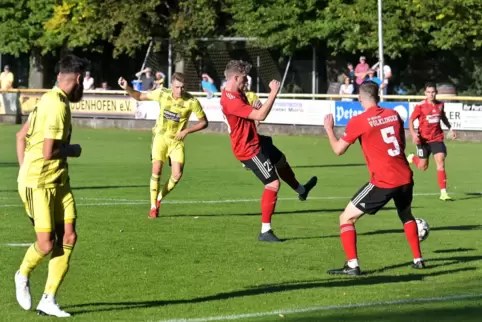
163, 110, 181, 122
426, 114, 440, 124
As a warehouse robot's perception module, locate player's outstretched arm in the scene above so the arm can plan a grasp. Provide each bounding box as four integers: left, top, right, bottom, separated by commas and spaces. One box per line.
440, 107, 456, 139
118, 77, 150, 101
43, 139, 81, 160
323, 114, 351, 156
16, 120, 30, 166
175, 116, 208, 141
247, 80, 280, 121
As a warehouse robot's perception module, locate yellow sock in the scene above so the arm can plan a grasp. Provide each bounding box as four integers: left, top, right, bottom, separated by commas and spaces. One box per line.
44, 244, 74, 296
150, 174, 160, 208
159, 176, 179, 201
19, 242, 47, 277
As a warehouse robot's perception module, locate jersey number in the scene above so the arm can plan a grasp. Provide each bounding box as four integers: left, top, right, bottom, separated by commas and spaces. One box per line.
381, 126, 401, 157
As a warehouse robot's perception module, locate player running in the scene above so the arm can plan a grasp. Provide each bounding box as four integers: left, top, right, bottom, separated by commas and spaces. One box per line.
118, 73, 208, 218
221, 60, 317, 242
15, 55, 86, 316
323, 82, 424, 275
407, 82, 456, 201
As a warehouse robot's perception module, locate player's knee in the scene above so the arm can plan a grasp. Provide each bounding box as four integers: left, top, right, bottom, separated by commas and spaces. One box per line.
172, 171, 183, 182
37, 238, 54, 254
266, 179, 280, 192
419, 163, 428, 171
63, 231, 77, 246
397, 207, 414, 224
152, 162, 162, 175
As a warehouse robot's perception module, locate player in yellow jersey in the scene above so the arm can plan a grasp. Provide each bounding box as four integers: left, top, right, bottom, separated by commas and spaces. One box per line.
14, 55, 87, 317
118, 72, 208, 218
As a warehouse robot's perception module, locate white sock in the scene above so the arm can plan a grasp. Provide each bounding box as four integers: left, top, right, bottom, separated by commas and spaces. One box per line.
441, 189, 447, 193
295, 184, 305, 195
16, 271, 28, 281
261, 223, 271, 233
347, 259, 359, 268
413, 258, 423, 264
151, 205, 156, 210
41, 294, 55, 302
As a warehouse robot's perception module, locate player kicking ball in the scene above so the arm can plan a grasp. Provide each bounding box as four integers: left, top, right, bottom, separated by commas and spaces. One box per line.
118, 73, 208, 218
15, 55, 86, 316
323, 82, 424, 275
221, 60, 317, 242
407, 82, 456, 201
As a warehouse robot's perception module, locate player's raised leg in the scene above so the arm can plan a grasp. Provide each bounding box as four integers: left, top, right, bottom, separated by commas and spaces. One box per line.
407, 145, 429, 171
327, 201, 364, 276
37, 186, 77, 317
15, 188, 54, 311
434, 150, 451, 200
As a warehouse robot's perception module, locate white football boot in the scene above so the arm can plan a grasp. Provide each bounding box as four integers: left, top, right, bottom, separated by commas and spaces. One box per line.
36, 294, 71, 317
14, 271, 32, 310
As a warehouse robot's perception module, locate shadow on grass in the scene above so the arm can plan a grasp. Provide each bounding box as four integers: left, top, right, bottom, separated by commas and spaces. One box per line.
65, 267, 476, 315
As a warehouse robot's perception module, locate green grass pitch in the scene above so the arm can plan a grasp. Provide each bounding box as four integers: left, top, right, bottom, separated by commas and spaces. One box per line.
0, 124, 480, 321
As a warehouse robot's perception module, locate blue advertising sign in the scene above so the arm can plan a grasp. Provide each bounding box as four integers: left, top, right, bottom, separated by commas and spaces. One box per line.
334, 101, 410, 128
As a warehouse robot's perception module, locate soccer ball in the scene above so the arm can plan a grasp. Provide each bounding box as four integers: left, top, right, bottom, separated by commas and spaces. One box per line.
416, 218, 430, 242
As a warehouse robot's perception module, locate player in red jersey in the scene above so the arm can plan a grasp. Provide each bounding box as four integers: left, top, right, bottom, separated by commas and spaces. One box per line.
221, 60, 318, 242
323, 82, 424, 275
408, 82, 456, 201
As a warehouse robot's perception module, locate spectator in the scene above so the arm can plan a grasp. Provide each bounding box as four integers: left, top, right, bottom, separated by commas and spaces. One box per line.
364, 69, 382, 86
339, 77, 354, 101
345, 63, 356, 86
371, 61, 392, 94
0, 65, 14, 90
154, 71, 165, 89
354, 56, 370, 90
97, 82, 110, 90
201, 73, 218, 98
83, 71, 95, 90
135, 67, 155, 91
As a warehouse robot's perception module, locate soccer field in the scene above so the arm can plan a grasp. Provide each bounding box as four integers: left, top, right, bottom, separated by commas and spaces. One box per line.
0, 124, 481, 321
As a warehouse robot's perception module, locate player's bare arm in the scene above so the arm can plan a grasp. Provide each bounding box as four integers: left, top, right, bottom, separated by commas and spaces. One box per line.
408, 113, 420, 145
175, 116, 209, 141
248, 80, 280, 121
43, 139, 81, 160
16, 120, 30, 166
323, 114, 351, 156
440, 107, 456, 139
118, 77, 150, 101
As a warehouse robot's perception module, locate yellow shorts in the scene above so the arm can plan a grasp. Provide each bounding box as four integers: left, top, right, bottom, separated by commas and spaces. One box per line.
18, 183, 77, 233
151, 135, 185, 164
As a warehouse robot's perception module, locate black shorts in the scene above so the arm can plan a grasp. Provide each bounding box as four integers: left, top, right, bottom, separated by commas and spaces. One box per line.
416, 142, 447, 159
241, 135, 283, 185
351, 182, 414, 215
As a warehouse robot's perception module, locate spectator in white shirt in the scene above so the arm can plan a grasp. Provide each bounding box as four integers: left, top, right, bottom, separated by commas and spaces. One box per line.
83, 71, 95, 90
371, 62, 392, 94
339, 77, 354, 101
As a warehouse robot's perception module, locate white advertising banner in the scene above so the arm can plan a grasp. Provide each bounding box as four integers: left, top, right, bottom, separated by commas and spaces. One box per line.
136, 97, 335, 125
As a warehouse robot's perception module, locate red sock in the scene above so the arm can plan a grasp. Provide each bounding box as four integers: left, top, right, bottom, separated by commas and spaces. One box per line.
340, 224, 357, 260
413, 156, 421, 167
404, 220, 422, 259
261, 188, 278, 223
437, 169, 447, 190
277, 164, 300, 191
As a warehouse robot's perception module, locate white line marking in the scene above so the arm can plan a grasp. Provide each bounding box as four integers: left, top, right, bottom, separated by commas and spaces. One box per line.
158, 293, 482, 322
0, 191, 479, 208
6, 243, 32, 247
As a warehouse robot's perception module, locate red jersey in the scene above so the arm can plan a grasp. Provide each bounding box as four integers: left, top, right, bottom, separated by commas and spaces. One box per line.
220, 90, 260, 160
342, 106, 413, 188
410, 99, 445, 143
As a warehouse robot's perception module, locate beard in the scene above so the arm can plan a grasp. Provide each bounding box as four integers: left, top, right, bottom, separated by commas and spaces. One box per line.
69, 83, 84, 103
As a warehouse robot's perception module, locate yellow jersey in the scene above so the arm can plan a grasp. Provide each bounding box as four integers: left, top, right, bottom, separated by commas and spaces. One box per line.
245, 91, 259, 105
18, 87, 72, 188
146, 88, 206, 137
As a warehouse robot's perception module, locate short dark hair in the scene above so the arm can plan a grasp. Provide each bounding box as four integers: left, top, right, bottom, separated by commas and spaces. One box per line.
171, 72, 185, 83
58, 54, 88, 74
424, 82, 437, 90
359, 81, 380, 100
225, 60, 252, 78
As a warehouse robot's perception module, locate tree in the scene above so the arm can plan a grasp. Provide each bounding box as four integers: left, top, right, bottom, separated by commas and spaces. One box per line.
0, 0, 56, 87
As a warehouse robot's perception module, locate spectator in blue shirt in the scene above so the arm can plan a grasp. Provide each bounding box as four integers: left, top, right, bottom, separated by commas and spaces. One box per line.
201, 73, 218, 98
364, 69, 382, 86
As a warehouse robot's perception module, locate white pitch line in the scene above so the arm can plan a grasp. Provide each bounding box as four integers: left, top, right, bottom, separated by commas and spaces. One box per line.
0, 191, 480, 208
7, 243, 32, 247
158, 293, 482, 322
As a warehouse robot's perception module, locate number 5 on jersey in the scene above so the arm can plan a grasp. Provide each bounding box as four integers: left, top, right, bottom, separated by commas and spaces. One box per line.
381, 126, 401, 157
